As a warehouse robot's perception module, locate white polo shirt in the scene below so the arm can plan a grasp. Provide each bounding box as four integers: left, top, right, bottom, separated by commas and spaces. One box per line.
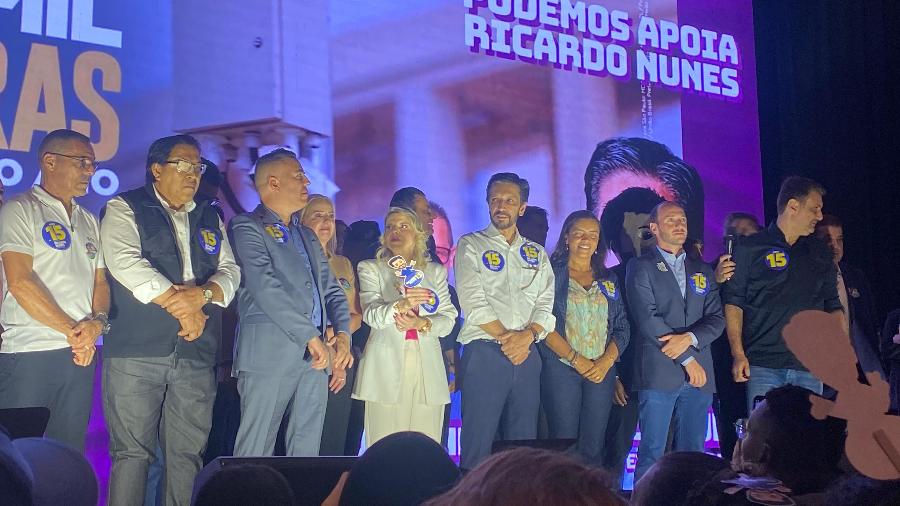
0, 186, 104, 353
455, 224, 555, 345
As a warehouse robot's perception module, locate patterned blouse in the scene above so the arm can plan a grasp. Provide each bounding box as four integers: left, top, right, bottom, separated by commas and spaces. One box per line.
564, 280, 609, 361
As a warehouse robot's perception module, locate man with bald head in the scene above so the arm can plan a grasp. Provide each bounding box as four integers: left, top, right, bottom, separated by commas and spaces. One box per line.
101, 134, 240, 505
228, 148, 351, 457
0, 129, 109, 453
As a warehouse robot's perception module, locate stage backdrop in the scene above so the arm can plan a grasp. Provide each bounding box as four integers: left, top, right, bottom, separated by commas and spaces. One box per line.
1, 0, 762, 496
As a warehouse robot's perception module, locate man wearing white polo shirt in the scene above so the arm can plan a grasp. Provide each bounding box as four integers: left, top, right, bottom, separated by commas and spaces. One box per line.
0, 129, 110, 453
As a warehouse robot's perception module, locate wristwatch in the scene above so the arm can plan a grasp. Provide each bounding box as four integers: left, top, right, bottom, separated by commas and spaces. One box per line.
202, 288, 214, 304
93, 312, 111, 334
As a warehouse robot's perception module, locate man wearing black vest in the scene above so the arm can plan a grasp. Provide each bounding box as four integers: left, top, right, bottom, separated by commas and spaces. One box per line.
100, 134, 240, 506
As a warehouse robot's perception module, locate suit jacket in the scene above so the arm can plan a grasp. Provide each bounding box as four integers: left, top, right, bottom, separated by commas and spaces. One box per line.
625, 248, 725, 393
228, 204, 350, 374
840, 262, 882, 373
352, 259, 457, 406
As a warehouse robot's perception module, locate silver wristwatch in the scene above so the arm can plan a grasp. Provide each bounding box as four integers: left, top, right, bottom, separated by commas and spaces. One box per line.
93, 312, 111, 334
202, 288, 214, 304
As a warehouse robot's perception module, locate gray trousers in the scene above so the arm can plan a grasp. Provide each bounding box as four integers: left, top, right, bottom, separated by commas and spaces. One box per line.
233, 362, 327, 457
0, 348, 95, 453
103, 354, 215, 506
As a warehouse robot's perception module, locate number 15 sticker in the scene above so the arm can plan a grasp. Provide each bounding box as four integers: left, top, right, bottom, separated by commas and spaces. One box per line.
764, 249, 789, 271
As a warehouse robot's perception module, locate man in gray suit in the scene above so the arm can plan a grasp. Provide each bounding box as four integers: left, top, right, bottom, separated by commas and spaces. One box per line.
625, 201, 724, 481
228, 148, 352, 457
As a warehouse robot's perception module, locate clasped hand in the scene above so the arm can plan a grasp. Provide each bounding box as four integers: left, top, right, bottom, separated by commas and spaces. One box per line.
159, 285, 208, 341
67, 318, 102, 367
497, 329, 532, 365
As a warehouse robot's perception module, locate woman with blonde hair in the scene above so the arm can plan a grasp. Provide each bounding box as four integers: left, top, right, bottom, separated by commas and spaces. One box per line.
300, 194, 362, 455
352, 207, 457, 446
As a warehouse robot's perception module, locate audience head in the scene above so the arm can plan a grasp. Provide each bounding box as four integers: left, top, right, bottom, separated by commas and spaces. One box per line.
13, 437, 98, 506
253, 148, 310, 216
485, 172, 529, 231
339, 432, 459, 506
343, 220, 381, 268
377, 207, 429, 266
600, 187, 663, 262
425, 447, 624, 506
815, 214, 844, 264
335, 219, 348, 256
0, 427, 32, 506
146, 134, 203, 208
776, 176, 825, 238
518, 206, 550, 247
735, 385, 846, 494
649, 201, 688, 252
723, 212, 760, 239
300, 194, 337, 256
632, 451, 731, 506
193, 463, 295, 506
390, 187, 434, 236
429, 201, 454, 266
551, 210, 607, 279
38, 129, 96, 199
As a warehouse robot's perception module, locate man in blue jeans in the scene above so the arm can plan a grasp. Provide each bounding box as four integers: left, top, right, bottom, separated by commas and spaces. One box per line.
723, 177, 844, 412
626, 201, 724, 480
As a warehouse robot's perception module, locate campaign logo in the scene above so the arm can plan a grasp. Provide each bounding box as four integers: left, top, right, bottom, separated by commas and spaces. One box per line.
600, 280, 618, 300
389, 255, 424, 288
764, 248, 789, 271
41, 221, 71, 250
265, 224, 289, 244
339, 278, 352, 291
421, 289, 440, 313
519, 243, 540, 267
482, 250, 505, 272
197, 228, 221, 255
689, 273, 709, 295
85, 240, 98, 260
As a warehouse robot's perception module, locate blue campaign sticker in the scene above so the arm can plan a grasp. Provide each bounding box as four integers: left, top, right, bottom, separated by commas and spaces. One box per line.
764, 248, 789, 271
400, 266, 424, 288
41, 221, 71, 250
482, 250, 505, 272
421, 289, 440, 313
339, 278, 352, 291
197, 228, 221, 255
600, 280, 618, 300
519, 243, 540, 267
265, 224, 289, 244
85, 240, 98, 260
689, 273, 709, 296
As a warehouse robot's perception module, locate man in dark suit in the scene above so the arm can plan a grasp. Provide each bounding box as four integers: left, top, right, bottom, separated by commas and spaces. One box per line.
228, 149, 352, 457
625, 201, 725, 481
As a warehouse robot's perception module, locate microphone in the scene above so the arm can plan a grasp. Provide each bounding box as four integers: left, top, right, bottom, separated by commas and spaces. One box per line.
725, 234, 736, 256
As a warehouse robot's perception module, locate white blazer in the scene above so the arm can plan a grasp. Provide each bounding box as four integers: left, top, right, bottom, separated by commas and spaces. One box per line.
352, 259, 457, 406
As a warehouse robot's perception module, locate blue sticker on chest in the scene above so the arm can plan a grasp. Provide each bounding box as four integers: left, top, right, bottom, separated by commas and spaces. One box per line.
41, 221, 71, 250
764, 248, 789, 271
689, 273, 709, 295
519, 243, 540, 267
265, 224, 289, 244
197, 228, 221, 255
600, 280, 618, 300
421, 289, 440, 313
482, 250, 505, 272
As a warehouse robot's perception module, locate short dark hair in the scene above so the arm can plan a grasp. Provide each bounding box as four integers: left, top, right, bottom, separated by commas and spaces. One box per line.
649, 200, 686, 224
486, 172, 530, 202
761, 385, 846, 494
585, 137, 704, 235
38, 129, 91, 160
723, 212, 760, 237
631, 452, 731, 506
776, 176, 826, 214
599, 187, 664, 252
816, 214, 842, 230
194, 464, 295, 506
390, 187, 426, 212
145, 134, 200, 183
551, 210, 608, 279
254, 148, 298, 174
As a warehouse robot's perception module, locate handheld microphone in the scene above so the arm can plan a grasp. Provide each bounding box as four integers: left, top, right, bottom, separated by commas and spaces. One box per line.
725, 234, 736, 256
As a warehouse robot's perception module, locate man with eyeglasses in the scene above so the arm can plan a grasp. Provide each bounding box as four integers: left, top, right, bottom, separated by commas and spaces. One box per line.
100, 134, 240, 506
0, 129, 109, 453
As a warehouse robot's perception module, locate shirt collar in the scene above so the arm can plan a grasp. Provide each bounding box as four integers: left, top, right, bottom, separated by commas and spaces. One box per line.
656, 245, 685, 263
259, 204, 299, 227
767, 221, 789, 245
32, 185, 78, 212
483, 223, 524, 246
152, 184, 196, 213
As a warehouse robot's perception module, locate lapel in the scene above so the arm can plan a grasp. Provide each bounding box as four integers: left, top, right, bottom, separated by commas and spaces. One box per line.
652, 248, 686, 310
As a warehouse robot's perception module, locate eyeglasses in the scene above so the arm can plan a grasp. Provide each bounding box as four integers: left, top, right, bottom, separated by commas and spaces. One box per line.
165, 159, 206, 175
734, 418, 748, 440
47, 152, 97, 171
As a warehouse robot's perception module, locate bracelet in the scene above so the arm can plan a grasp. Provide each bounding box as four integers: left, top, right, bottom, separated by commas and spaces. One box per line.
571, 355, 580, 369
393, 299, 410, 314
418, 317, 433, 334
567, 349, 577, 364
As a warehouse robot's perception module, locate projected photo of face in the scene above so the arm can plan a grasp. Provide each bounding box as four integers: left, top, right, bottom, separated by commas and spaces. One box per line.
586, 137, 705, 261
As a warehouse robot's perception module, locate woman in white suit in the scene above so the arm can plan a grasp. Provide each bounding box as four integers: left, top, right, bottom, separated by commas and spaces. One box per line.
352, 207, 457, 446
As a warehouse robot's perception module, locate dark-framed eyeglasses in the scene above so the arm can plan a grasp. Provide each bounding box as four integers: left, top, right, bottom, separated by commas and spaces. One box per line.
47, 152, 97, 171
165, 159, 207, 175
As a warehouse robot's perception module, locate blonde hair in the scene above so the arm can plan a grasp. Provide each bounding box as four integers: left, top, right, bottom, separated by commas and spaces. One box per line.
376, 207, 430, 267
299, 193, 337, 257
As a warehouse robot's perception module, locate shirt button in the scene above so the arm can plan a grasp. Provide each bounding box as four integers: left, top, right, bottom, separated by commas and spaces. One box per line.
306, 281, 312, 288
